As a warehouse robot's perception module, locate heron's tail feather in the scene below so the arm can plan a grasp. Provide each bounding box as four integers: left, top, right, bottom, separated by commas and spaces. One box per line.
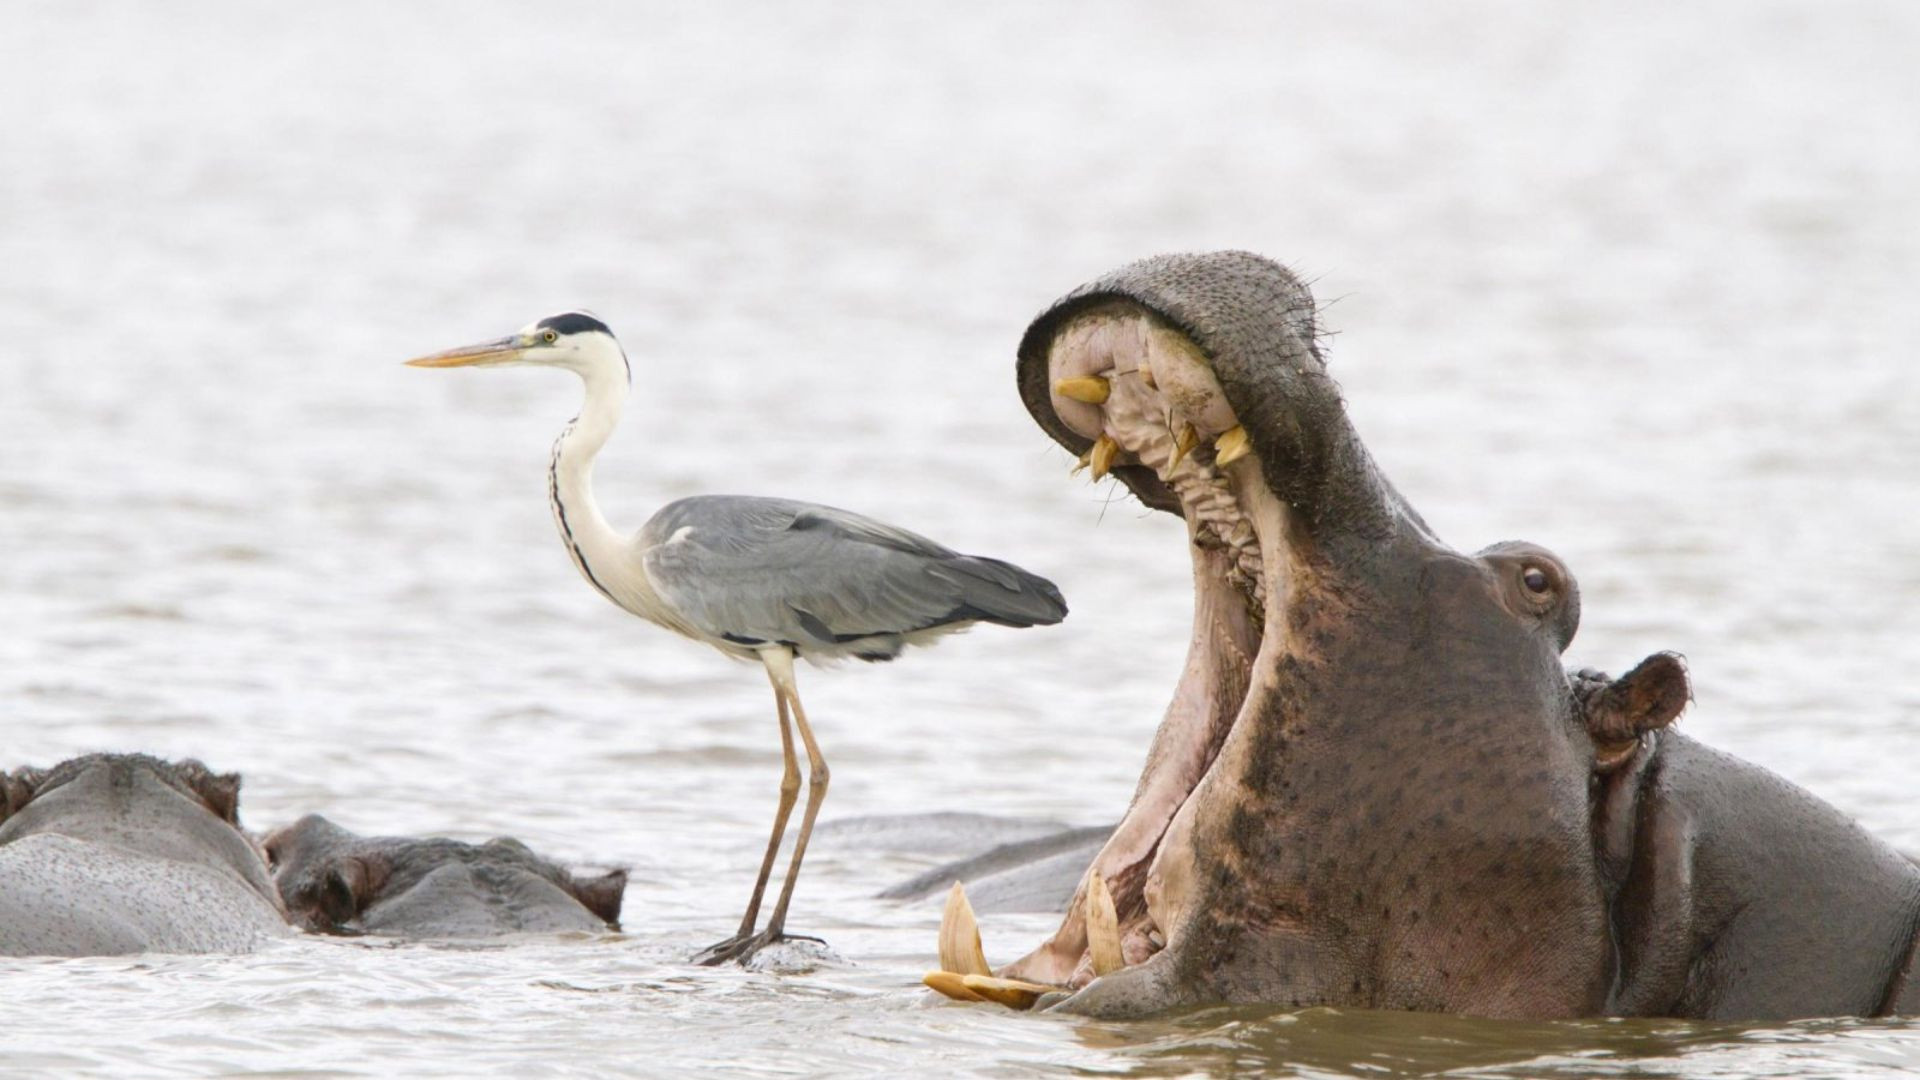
938, 556, 1068, 628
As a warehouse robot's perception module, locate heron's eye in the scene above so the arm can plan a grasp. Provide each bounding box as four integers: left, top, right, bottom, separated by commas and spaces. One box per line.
1522, 566, 1552, 595
542, 330, 559, 345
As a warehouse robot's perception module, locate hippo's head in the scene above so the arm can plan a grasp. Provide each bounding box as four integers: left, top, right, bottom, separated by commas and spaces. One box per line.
263, 814, 626, 937
0, 753, 243, 828
999, 252, 1691, 1016
0, 753, 280, 912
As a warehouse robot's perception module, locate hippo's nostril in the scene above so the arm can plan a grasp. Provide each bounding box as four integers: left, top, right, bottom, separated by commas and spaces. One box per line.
1523, 567, 1551, 594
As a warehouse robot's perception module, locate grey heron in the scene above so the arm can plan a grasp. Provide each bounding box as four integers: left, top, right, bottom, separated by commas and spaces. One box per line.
405, 311, 1069, 964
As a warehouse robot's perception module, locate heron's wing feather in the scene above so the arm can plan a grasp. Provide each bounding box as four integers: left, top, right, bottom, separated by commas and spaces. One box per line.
638, 496, 1065, 651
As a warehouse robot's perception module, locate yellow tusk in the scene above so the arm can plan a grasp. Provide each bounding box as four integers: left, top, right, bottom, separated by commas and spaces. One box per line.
1169, 422, 1198, 469
1213, 425, 1251, 467
1085, 872, 1125, 978
938, 882, 992, 977
924, 970, 988, 1002
1070, 449, 1091, 476
960, 974, 1060, 1011
1139, 360, 1156, 389
1089, 435, 1119, 481
1054, 376, 1112, 405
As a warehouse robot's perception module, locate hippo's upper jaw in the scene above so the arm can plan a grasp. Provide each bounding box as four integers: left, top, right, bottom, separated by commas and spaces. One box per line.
990, 253, 1667, 1018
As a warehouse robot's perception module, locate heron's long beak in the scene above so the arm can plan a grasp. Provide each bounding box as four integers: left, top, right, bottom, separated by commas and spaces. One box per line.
403, 336, 527, 368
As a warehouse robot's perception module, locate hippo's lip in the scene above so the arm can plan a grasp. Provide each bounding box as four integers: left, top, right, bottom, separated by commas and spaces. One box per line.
990, 302, 1277, 992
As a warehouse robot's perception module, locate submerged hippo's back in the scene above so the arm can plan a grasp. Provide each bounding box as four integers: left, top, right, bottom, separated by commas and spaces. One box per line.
0, 833, 287, 957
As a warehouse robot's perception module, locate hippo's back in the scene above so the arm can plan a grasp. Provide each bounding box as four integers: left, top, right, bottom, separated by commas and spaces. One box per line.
0, 833, 287, 957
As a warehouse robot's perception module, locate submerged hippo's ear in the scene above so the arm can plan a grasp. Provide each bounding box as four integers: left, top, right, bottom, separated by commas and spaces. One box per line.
1582, 652, 1691, 770
0, 767, 46, 822
568, 869, 628, 927
197, 772, 244, 826
170, 759, 243, 826
320, 858, 373, 929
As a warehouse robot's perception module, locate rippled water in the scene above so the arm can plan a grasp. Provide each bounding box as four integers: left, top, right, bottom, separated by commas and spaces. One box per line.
3, 1, 1918, 1075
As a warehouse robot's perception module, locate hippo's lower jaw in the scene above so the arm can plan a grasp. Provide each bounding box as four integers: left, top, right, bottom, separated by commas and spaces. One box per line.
988, 302, 1294, 997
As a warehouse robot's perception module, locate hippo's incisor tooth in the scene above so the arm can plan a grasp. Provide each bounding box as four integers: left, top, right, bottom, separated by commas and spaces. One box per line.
1170, 422, 1198, 469
1089, 435, 1119, 480
1213, 425, 1251, 466
923, 970, 987, 1002
1054, 375, 1111, 405
1070, 449, 1091, 477
959, 974, 1058, 1010
1139, 360, 1156, 389
1084, 872, 1124, 978
938, 881, 991, 977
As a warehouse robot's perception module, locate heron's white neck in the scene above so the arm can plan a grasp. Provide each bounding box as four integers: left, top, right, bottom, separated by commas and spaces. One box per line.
547, 357, 640, 607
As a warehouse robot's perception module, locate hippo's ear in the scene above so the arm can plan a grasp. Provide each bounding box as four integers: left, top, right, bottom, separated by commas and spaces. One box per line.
171, 759, 244, 826
319, 858, 373, 930
568, 869, 628, 928
0, 767, 46, 822
1581, 652, 1690, 771
197, 772, 244, 826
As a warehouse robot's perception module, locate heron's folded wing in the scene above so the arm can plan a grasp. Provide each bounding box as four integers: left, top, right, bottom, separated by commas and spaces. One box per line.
638, 496, 1057, 648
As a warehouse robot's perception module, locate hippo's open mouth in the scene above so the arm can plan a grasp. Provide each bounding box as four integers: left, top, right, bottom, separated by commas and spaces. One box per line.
984, 301, 1295, 992
926, 251, 1408, 1009
925, 249, 1409, 1011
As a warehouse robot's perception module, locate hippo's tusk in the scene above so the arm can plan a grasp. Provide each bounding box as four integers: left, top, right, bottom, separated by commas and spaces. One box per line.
959, 974, 1058, 1010
1169, 422, 1199, 469
1084, 872, 1125, 978
938, 881, 992, 976
927, 882, 1069, 1009
1070, 449, 1092, 476
1213, 425, 1250, 466
923, 970, 988, 1002
1054, 375, 1111, 405
1089, 435, 1119, 480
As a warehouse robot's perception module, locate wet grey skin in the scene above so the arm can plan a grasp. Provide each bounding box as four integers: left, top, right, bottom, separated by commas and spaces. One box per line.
995, 250, 1920, 1020
263, 814, 625, 937
0, 754, 289, 956
879, 824, 1112, 914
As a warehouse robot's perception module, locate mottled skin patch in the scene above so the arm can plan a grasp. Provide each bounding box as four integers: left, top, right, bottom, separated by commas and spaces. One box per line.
264, 814, 625, 937
0, 754, 288, 956
1010, 251, 1920, 1021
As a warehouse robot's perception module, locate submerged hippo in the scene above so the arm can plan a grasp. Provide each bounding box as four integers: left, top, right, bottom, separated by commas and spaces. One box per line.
264, 814, 626, 937
0, 753, 287, 956
934, 251, 1920, 1020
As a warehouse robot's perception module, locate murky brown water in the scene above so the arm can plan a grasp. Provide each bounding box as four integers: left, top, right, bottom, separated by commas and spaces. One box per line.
2, 1, 1918, 1075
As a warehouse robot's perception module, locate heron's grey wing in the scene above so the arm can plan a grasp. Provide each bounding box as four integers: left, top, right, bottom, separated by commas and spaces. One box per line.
639, 496, 1065, 654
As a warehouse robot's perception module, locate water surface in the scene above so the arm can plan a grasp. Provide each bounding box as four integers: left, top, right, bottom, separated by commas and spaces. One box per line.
2, 2, 1917, 1075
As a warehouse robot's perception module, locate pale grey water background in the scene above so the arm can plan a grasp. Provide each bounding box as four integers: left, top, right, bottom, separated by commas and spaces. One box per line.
2, 1, 1918, 1076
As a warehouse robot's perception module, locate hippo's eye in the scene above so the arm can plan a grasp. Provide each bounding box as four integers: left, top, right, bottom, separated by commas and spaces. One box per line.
1522, 566, 1552, 595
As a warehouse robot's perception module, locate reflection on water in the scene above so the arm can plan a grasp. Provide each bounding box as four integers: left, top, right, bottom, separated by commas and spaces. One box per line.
2, 0, 1919, 1076
1093, 1006, 1770, 1078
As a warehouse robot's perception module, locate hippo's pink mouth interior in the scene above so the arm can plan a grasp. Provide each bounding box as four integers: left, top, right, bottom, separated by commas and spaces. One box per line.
1000, 302, 1291, 989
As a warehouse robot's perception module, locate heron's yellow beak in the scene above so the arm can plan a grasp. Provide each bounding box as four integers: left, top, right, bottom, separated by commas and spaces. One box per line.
403, 336, 528, 368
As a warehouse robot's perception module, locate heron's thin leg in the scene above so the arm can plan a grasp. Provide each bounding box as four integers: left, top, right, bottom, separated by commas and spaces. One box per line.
731, 673, 800, 940
761, 652, 829, 939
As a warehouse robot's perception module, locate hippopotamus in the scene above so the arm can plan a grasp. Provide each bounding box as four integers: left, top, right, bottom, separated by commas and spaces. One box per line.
0, 753, 288, 956
263, 814, 626, 937
876, 820, 1111, 914
925, 251, 1920, 1020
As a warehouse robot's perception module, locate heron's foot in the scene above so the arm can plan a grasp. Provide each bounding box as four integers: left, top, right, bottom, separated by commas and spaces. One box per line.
692, 928, 827, 967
